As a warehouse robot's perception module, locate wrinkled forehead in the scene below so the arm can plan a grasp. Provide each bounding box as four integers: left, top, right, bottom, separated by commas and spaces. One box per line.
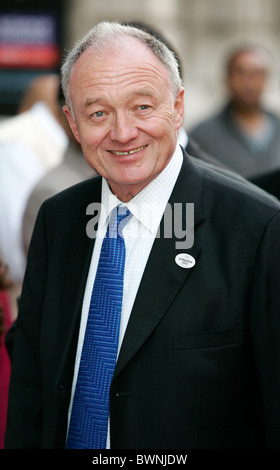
69, 36, 171, 95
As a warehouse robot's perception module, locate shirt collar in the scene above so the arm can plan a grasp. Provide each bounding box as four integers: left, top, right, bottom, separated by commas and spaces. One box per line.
100, 144, 183, 234
177, 127, 188, 149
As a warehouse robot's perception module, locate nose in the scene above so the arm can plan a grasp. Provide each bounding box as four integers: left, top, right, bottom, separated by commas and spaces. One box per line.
109, 111, 138, 143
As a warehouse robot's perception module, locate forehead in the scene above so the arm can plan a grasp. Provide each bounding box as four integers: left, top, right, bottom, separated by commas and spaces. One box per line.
69, 37, 171, 102
229, 51, 266, 72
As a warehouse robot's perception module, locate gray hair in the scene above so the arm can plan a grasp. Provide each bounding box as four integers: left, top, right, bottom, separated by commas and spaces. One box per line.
61, 21, 182, 109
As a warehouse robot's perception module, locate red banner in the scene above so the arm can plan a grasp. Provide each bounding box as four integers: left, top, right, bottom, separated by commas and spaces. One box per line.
0, 44, 60, 69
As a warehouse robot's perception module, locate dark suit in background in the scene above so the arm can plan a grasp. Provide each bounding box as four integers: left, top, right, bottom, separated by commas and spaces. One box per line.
190, 103, 280, 179
190, 46, 280, 180
251, 168, 280, 200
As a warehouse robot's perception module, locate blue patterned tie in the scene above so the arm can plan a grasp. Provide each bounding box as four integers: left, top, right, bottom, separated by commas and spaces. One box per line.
66, 206, 131, 449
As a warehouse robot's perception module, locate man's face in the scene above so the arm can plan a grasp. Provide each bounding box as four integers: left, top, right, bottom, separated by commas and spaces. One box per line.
226, 51, 267, 109
64, 37, 184, 201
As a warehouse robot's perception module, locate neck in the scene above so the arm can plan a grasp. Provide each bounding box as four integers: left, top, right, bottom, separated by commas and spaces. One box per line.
231, 103, 265, 134
108, 181, 149, 203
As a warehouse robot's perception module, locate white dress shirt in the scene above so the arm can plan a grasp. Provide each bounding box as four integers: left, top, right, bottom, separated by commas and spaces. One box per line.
67, 143, 183, 446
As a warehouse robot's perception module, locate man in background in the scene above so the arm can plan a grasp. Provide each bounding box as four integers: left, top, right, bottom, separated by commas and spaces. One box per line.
191, 45, 280, 178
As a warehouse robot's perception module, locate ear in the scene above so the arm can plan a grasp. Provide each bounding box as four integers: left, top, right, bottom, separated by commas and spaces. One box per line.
63, 105, 81, 143
173, 88, 185, 131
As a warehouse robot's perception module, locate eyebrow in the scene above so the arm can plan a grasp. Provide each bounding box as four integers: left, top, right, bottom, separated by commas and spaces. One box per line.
82, 88, 156, 110
128, 88, 156, 98
83, 98, 101, 110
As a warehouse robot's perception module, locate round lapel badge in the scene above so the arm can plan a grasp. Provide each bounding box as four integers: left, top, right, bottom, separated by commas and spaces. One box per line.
175, 253, 196, 269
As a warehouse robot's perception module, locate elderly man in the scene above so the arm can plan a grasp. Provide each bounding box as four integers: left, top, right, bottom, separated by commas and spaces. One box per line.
5, 22, 280, 449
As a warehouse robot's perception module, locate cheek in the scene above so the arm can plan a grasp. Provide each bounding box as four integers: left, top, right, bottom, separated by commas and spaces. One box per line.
146, 117, 176, 142
76, 127, 103, 164
82, 146, 108, 176
155, 103, 174, 123
79, 124, 108, 149
141, 107, 174, 134
150, 102, 182, 137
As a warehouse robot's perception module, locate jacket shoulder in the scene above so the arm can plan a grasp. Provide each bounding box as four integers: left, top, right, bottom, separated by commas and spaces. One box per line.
35, 175, 102, 235
197, 158, 280, 218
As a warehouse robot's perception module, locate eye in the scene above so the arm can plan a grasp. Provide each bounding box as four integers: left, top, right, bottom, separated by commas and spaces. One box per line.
138, 105, 150, 111
93, 110, 104, 118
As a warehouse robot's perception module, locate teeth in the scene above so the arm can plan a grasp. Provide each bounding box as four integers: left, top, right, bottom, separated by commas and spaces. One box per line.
112, 146, 146, 156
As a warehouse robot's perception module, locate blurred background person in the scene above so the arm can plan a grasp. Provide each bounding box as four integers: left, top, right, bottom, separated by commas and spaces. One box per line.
0, 75, 69, 286
190, 45, 280, 179
22, 137, 97, 256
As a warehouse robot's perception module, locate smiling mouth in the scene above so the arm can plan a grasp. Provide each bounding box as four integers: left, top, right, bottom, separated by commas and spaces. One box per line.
110, 145, 147, 156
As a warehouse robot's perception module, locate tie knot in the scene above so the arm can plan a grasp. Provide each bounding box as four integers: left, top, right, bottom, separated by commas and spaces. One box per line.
116, 205, 130, 223
107, 206, 131, 238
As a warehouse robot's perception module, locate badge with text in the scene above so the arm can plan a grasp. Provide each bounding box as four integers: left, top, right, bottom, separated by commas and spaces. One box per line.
175, 253, 196, 269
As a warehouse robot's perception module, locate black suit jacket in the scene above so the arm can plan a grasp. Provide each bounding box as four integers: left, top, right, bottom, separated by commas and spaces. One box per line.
251, 168, 280, 201
5, 149, 280, 448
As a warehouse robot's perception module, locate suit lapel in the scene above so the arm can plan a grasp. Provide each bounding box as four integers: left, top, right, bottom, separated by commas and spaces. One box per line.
57, 178, 102, 378
54, 155, 205, 381
114, 152, 205, 378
